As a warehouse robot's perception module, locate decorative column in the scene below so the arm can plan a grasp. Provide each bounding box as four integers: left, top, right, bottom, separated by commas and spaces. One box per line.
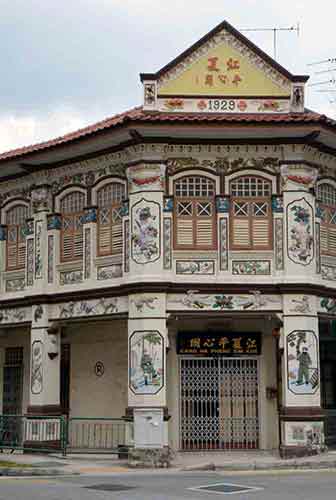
127, 292, 169, 465
46, 213, 61, 286
126, 163, 166, 280
280, 165, 325, 457
126, 162, 169, 465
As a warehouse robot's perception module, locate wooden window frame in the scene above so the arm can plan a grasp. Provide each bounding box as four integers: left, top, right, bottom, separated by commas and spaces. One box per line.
173, 176, 217, 251
5, 204, 29, 271
229, 176, 273, 251
59, 191, 85, 263
96, 182, 125, 257
318, 183, 336, 257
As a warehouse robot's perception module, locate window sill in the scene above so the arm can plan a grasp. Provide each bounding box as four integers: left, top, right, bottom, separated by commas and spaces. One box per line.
56, 261, 83, 272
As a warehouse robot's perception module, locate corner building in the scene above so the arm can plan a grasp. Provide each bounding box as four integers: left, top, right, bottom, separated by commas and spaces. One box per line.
1, 20, 336, 460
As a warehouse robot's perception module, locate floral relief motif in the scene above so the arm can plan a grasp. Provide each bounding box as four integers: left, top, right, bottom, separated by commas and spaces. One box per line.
166, 156, 279, 175
274, 218, 284, 270
131, 199, 160, 264
287, 330, 319, 395
34, 220, 43, 279
97, 265, 122, 280
27, 238, 34, 286
287, 198, 314, 266
59, 270, 83, 286
47, 235, 54, 284
31, 340, 43, 395
5, 278, 25, 292
124, 220, 130, 273
289, 296, 311, 314
232, 260, 270, 275
176, 260, 215, 275
84, 228, 91, 279
129, 330, 164, 395
168, 290, 281, 311
321, 265, 336, 281
163, 218, 172, 270
316, 222, 321, 274
219, 218, 228, 271
127, 164, 165, 193
131, 296, 158, 313
31, 185, 51, 213
320, 297, 336, 314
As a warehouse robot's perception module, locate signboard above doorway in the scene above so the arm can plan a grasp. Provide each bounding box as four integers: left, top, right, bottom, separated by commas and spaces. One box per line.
176, 332, 261, 356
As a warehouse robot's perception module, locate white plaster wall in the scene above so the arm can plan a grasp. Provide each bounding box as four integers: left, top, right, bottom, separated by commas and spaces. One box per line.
166, 317, 279, 451
68, 320, 128, 418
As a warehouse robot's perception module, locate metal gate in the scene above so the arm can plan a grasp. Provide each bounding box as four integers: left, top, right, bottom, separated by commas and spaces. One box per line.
180, 357, 259, 450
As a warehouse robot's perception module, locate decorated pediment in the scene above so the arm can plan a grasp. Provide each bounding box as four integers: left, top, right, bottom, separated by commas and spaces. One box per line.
141, 20, 308, 114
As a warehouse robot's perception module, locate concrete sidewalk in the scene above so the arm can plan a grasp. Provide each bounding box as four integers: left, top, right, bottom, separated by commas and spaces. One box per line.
1, 449, 336, 476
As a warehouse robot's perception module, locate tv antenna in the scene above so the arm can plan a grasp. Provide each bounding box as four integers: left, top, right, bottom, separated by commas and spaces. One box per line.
240, 23, 300, 60
307, 58, 336, 103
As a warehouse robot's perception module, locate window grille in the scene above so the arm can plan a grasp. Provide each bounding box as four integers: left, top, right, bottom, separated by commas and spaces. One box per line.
5, 347, 23, 366
318, 183, 336, 256
174, 176, 216, 250
60, 191, 85, 262
5, 204, 29, 270
230, 176, 272, 250
97, 183, 125, 256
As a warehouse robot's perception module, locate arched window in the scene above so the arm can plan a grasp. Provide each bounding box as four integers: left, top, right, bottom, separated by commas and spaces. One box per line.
174, 175, 216, 249
60, 191, 85, 262
230, 175, 272, 250
318, 183, 336, 256
96, 182, 125, 256
5, 204, 29, 270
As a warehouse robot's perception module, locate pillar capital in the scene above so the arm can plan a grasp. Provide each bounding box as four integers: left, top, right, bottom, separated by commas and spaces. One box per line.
126, 163, 166, 194
280, 163, 318, 192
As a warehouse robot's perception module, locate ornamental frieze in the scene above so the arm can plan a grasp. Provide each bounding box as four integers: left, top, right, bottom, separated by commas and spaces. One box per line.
166, 156, 280, 175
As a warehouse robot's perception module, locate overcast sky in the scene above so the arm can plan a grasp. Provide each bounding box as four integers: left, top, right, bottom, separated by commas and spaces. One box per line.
0, 0, 335, 153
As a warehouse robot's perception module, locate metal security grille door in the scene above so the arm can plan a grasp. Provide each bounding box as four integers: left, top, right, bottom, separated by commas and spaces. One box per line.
180, 357, 259, 450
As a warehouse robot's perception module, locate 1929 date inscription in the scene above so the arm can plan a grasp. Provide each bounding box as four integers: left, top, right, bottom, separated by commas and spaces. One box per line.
208, 99, 236, 111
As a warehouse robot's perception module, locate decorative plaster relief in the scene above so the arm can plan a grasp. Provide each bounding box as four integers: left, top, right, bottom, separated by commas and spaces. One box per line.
47, 235, 54, 284
25, 220, 34, 236
130, 296, 158, 315
167, 290, 281, 311
129, 330, 164, 395
34, 220, 43, 279
232, 260, 270, 275
144, 83, 156, 106
0, 307, 30, 324
5, 278, 25, 292
287, 330, 319, 395
287, 198, 314, 266
316, 223, 321, 274
166, 156, 280, 175
31, 185, 51, 213
27, 238, 34, 286
321, 265, 336, 281
97, 265, 122, 280
31, 340, 43, 395
281, 165, 318, 191
163, 218, 172, 270
284, 421, 324, 449
59, 270, 83, 286
176, 260, 215, 275
274, 218, 284, 270
271, 196, 283, 213
219, 218, 228, 271
84, 228, 91, 279
127, 164, 165, 193
289, 296, 311, 314
131, 199, 160, 264
124, 220, 130, 273
56, 296, 127, 319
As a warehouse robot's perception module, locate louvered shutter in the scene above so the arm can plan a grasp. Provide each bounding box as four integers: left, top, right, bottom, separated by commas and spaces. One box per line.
175, 201, 194, 247
195, 201, 214, 248
98, 208, 111, 256
111, 207, 123, 255
328, 209, 336, 254
61, 214, 83, 262
231, 201, 250, 248
251, 202, 270, 249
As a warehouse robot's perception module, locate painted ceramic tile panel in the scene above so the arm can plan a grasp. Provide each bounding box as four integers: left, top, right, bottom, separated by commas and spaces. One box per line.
285, 421, 324, 448
131, 199, 160, 264
287, 198, 314, 266
287, 330, 319, 395
176, 260, 214, 275
129, 330, 163, 395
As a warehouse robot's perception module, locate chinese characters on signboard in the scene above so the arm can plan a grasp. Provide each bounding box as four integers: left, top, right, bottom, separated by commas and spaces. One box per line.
200, 56, 242, 88
176, 332, 261, 356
